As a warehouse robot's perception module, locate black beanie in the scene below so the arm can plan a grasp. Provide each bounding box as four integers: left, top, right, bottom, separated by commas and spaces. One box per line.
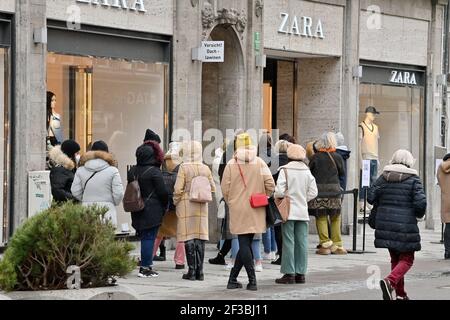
144, 129, 161, 144
91, 140, 109, 153
61, 140, 81, 159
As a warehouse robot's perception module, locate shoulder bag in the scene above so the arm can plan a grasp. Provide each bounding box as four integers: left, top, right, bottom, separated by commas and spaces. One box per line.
274, 168, 290, 223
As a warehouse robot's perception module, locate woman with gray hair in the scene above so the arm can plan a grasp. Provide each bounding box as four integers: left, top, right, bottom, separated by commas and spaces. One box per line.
308, 132, 346, 255
368, 149, 426, 300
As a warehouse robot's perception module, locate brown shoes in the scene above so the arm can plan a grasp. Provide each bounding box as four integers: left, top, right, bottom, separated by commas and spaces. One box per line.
295, 274, 305, 284
316, 241, 333, 255
275, 274, 295, 284
331, 245, 348, 255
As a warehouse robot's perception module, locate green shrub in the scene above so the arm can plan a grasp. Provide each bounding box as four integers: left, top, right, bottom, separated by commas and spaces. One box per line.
0, 202, 135, 292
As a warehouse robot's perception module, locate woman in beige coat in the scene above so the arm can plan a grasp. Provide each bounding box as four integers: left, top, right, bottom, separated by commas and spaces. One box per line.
221, 133, 275, 291
437, 153, 450, 260
173, 141, 215, 281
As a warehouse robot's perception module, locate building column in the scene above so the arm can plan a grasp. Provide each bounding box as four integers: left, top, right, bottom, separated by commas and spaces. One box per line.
11, 0, 47, 233
341, 0, 360, 235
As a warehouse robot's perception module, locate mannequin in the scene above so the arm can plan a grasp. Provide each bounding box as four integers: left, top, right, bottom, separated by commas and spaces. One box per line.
46, 91, 64, 146
359, 106, 380, 210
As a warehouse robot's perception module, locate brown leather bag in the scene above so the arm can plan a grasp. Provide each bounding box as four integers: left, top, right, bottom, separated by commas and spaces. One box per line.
123, 167, 154, 213
275, 168, 290, 223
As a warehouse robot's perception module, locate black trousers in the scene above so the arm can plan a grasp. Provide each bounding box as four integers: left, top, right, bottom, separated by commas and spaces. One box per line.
445, 223, 450, 254
234, 234, 255, 273
274, 225, 282, 256
220, 239, 232, 256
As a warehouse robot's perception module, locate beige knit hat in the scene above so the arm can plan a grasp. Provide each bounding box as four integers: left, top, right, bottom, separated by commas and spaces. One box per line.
287, 144, 306, 161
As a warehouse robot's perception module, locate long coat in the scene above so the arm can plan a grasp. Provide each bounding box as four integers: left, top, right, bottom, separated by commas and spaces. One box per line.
48, 146, 77, 203
174, 163, 215, 242
71, 151, 124, 227
368, 164, 427, 252
221, 146, 275, 235
437, 160, 450, 224
128, 144, 168, 233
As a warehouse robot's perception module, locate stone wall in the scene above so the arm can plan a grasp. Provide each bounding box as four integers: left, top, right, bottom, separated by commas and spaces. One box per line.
0, 0, 15, 13
276, 60, 294, 137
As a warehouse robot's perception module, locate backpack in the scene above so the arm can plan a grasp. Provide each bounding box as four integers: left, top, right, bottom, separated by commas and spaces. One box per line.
162, 164, 180, 211
123, 167, 153, 213
188, 166, 212, 203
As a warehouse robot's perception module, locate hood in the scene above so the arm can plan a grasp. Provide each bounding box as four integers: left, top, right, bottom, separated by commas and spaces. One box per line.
181, 141, 203, 163
235, 146, 257, 163
79, 151, 117, 168
48, 146, 75, 170
136, 144, 160, 166
441, 160, 450, 174
280, 161, 309, 171
336, 148, 351, 160
383, 164, 418, 182
143, 140, 164, 165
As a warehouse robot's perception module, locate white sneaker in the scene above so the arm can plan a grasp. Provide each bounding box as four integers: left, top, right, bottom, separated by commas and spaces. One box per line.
270, 252, 277, 260
255, 264, 263, 272
225, 263, 233, 270
262, 253, 272, 261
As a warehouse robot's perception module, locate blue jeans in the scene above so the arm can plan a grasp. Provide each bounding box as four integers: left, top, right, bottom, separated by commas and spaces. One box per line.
359, 160, 378, 200
262, 227, 277, 254
231, 238, 261, 261
140, 226, 159, 268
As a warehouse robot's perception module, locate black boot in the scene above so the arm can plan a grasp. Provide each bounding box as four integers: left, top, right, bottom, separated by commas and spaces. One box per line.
153, 241, 166, 261
209, 252, 226, 265
227, 267, 243, 289
195, 240, 205, 281
182, 240, 196, 281
245, 265, 257, 291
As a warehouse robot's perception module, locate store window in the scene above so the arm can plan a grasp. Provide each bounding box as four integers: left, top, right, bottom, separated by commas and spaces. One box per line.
359, 83, 424, 176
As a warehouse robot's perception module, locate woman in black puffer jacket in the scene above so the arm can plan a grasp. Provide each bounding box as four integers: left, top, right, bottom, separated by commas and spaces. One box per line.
368, 149, 426, 301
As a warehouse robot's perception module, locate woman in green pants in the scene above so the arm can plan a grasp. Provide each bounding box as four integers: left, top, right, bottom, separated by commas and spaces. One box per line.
274, 144, 318, 284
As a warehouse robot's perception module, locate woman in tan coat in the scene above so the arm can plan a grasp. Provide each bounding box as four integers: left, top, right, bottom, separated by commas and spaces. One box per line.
173, 141, 215, 281
221, 133, 275, 291
437, 153, 450, 260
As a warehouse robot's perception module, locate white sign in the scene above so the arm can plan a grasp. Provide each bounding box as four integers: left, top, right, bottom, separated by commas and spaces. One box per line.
361, 160, 371, 188
436, 159, 443, 185
76, 0, 147, 13
202, 41, 224, 62
278, 13, 324, 39
390, 70, 417, 85
28, 171, 52, 218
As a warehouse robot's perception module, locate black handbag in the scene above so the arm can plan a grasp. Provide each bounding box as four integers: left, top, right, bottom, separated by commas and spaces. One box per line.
266, 197, 283, 227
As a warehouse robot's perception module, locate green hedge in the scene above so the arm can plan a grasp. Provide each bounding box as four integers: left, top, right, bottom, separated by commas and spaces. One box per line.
0, 202, 135, 291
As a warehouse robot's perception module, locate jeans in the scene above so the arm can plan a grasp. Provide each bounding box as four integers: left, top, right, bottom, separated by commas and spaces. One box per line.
386, 250, 415, 298
316, 214, 343, 247
359, 159, 378, 200
262, 227, 277, 254
231, 238, 261, 261
281, 221, 308, 275
445, 223, 450, 256
234, 234, 255, 273
140, 226, 159, 268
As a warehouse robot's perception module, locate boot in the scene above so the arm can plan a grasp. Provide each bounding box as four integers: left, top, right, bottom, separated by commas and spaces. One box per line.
209, 252, 226, 265
195, 240, 205, 281
245, 265, 257, 291
182, 241, 196, 281
226, 267, 243, 289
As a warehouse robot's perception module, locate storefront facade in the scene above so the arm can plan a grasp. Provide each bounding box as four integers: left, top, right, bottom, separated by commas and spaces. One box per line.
0, 0, 448, 244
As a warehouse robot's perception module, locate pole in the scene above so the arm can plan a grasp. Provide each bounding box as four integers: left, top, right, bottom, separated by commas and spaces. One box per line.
352, 189, 358, 251
363, 187, 367, 251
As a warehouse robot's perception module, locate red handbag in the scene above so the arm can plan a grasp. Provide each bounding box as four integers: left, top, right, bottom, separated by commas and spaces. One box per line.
236, 159, 269, 208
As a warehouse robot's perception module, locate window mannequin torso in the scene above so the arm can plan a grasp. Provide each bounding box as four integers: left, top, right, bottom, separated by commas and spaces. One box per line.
359, 117, 379, 161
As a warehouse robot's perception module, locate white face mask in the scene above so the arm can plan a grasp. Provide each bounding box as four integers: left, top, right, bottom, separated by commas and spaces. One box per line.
75, 154, 81, 165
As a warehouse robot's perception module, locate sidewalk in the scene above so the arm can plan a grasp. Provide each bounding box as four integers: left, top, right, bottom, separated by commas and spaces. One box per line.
118, 227, 450, 300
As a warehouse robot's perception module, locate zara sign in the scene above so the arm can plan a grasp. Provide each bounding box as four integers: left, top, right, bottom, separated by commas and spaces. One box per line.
389, 70, 418, 85
76, 0, 147, 12
278, 12, 324, 39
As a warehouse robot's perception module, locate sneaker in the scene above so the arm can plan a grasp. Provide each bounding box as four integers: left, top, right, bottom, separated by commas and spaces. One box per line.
380, 279, 394, 300
255, 263, 263, 272
270, 252, 277, 260
271, 257, 281, 265
225, 263, 233, 270
262, 252, 273, 261
138, 267, 159, 278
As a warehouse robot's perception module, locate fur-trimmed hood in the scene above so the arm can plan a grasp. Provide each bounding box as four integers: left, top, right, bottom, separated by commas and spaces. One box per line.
79, 151, 118, 173
48, 146, 75, 170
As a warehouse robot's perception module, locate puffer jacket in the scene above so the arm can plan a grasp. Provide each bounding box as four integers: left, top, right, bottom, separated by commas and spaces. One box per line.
368, 164, 427, 252
71, 151, 124, 227
49, 146, 77, 203
128, 144, 169, 232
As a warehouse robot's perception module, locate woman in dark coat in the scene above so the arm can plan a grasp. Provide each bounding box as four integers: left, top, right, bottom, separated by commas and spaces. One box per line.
48, 140, 80, 203
368, 149, 426, 301
308, 132, 346, 255
128, 143, 168, 278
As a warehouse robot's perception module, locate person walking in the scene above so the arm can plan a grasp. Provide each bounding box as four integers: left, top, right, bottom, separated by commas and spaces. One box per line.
49, 139, 80, 203
437, 153, 450, 260
271, 138, 292, 265
274, 144, 318, 284
221, 133, 275, 291
368, 149, 427, 300
173, 141, 215, 281
129, 142, 168, 278
308, 132, 347, 255
71, 140, 124, 227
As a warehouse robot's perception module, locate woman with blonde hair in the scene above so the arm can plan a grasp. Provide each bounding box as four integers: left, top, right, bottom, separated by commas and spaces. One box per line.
173, 141, 215, 281
308, 132, 346, 255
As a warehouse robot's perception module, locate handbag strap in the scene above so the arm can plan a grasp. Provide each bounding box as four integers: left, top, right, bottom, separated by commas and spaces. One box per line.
235, 159, 247, 189
326, 152, 338, 172
283, 168, 289, 196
